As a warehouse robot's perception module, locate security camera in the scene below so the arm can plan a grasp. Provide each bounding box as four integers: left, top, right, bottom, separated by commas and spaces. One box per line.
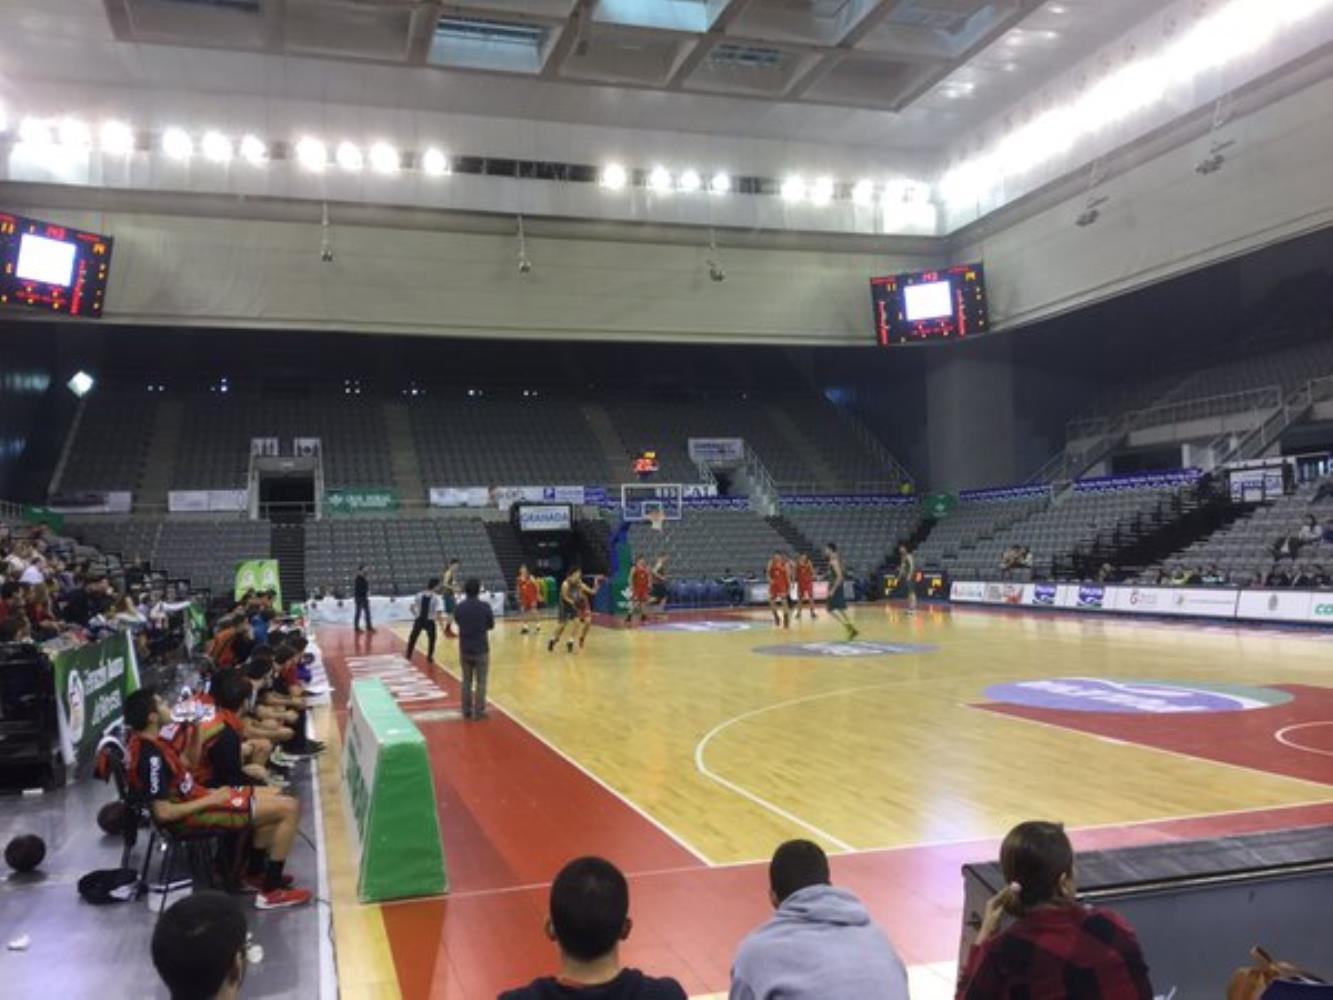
518, 256, 532, 275
708, 262, 726, 283
320, 245, 335, 263
1195, 153, 1225, 176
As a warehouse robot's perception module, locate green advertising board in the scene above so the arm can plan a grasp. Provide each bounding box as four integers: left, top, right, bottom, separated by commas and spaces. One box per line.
235, 559, 282, 609
923, 493, 958, 519
23, 505, 66, 532
342, 679, 448, 902
325, 488, 399, 515
52, 631, 140, 774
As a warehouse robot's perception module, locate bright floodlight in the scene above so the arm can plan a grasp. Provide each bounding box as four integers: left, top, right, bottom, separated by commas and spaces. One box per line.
295, 137, 328, 171
201, 131, 233, 163
810, 175, 834, 206
647, 166, 672, 193
781, 175, 806, 202
99, 120, 134, 155
67, 371, 94, 398
852, 179, 876, 206
420, 147, 450, 176
369, 141, 399, 174
239, 134, 267, 165
709, 171, 730, 195
336, 141, 364, 172
678, 168, 701, 193
600, 163, 628, 190
18, 117, 54, 146
57, 117, 91, 149
162, 128, 193, 161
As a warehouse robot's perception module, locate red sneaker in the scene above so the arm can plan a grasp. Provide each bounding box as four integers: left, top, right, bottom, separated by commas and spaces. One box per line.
255, 886, 312, 910
242, 873, 295, 894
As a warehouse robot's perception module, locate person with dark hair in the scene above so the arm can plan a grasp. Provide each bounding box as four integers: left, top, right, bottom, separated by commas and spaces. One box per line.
0, 580, 23, 626
441, 558, 461, 639
406, 577, 444, 663
353, 563, 374, 634
730, 840, 907, 1000
767, 551, 792, 629
548, 567, 598, 654
500, 856, 686, 1000
152, 891, 248, 1000
197, 669, 273, 788
957, 821, 1152, 1000
793, 553, 817, 622
454, 577, 495, 721
897, 544, 918, 615
823, 543, 857, 641
123, 687, 311, 909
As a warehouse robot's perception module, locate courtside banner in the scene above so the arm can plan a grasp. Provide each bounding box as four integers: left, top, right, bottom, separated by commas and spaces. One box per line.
429, 486, 490, 508
983, 582, 1026, 606
1306, 599, 1333, 625
1112, 586, 1238, 618
1237, 590, 1314, 623
342, 679, 447, 902
518, 505, 572, 532
1027, 583, 1058, 607
951, 581, 986, 603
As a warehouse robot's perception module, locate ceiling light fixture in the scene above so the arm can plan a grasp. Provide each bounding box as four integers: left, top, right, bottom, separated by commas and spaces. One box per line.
369, 142, 399, 174
295, 137, 328, 172
201, 131, 233, 163
239, 134, 267, 165
781, 175, 807, 202
99, 120, 135, 155
421, 147, 450, 176
810, 176, 835, 206
648, 165, 673, 193
601, 163, 628, 190
162, 128, 193, 161
678, 168, 701, 193
18, 117, 54, 146
709, 172, 730, 195
336, 141, 364, 172
57, 117, 91, 149
852, 179, 876, 206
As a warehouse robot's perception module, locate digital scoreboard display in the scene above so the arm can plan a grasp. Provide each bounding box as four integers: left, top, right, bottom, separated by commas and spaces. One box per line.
1, 212, 114, 318
871, 263, 988, 346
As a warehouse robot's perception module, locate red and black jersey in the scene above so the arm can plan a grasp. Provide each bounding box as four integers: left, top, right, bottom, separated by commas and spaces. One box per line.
631, 566, 651, 601
957, 905, 1152, 1000
518, 575, 539, 608
767, 558, 790, 593
196, 709, 251, 788
795, 561, 815, 592
129, 732, 206, 803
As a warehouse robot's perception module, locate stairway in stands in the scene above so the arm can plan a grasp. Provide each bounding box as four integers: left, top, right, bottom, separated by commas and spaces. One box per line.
579, 403, 628, 482
575, 517, 612, 576
764, 404, 843, 488
382, 401, 425, 504
767, 514, 822, 567
136, 397, 185, 511
270, 518, 306, 605
1094, 481, 1253, 580
483, 521, 525, 594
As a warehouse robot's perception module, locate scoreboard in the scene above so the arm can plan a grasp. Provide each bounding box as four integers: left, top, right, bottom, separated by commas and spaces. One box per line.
0, 212, 114, 319
871, 263, 988, 346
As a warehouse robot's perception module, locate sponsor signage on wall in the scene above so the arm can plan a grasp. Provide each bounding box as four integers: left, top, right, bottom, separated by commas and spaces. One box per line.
518, 504, 573, 532
951, 581, 986, 602
688, 438, 745, 462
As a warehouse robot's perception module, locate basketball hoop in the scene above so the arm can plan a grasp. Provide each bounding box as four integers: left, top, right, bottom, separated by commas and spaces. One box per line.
646, 509, 666, 532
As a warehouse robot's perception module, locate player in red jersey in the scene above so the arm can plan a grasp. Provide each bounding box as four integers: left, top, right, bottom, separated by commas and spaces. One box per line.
768, 551, 792, 628
626, 557, 652, 627
517, 564, 542, 635
793, 553, 817, 621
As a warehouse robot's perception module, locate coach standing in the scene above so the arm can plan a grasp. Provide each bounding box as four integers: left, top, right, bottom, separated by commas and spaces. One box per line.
353, 564, 374, 633
455, 578, 494, 721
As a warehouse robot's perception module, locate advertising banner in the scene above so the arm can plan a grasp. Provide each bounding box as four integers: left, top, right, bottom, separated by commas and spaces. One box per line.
688, 438, 745, 463
1074, 584, 1109, 610
681, 484, 720, 499
168, 490, 210, 513
325, 488, 399, 515
1236, 590, 1313, 623
540, 486, 586, 504
518, 505, 573, 532
51, 631, 140, 772
293, 437, 321, 458
235, 559, 282, 608
1028, 582, 1059, 607
1307, 599, 1333, 625
1112, 586, 1239, 618
1229, 467, 1284, 502
428, 486, 490, 508
207, 489, 249, 512
493, 486, 546, 509
951, 581, 987, 603
49, 492, 133, 514
983, 582, 1026, 606
250, 437, 279, 457
923, 494, 958, 518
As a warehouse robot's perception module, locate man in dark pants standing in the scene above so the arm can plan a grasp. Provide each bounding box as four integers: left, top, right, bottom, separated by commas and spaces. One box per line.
454, 578, 494, 720
353, 564, 374, 633
406, 578, 443, 664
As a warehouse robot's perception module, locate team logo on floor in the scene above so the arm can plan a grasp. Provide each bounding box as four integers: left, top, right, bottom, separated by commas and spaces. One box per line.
985, 677, 1293, 714
753, 640, 937, 658
644, 620, 753, 633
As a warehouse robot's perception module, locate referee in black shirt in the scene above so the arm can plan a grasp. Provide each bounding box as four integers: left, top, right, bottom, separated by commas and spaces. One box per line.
354, 564, 374, 633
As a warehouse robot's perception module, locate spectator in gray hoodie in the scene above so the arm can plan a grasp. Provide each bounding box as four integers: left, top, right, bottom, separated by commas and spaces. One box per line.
730, 840, 910, 1000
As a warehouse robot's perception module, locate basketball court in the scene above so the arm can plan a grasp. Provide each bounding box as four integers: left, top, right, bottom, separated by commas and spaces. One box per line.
313, 599, 1333, 998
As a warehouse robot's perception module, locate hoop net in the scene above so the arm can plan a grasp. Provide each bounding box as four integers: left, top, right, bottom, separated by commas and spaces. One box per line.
646, 509, 666, 532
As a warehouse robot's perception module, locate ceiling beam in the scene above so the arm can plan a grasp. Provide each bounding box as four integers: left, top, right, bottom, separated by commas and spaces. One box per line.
664, 0, 755, 90
404, 2, 443, 66
541, 0, 591, 78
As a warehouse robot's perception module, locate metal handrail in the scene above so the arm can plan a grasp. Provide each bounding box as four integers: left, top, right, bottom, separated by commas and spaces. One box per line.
1123, 385, 1282, 431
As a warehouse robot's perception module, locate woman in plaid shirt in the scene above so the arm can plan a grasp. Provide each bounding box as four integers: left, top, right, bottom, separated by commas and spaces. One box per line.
958, 821, 1154, 1000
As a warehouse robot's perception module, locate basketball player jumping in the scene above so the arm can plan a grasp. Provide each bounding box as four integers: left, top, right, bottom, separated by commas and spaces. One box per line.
626, 557, 652, 627
517, 564, 541, 635
824, 542, 858, 640
548, 567, 598, 653
898, 542, 919, 614
794, 552, 817, 621
767, 550, 792, 628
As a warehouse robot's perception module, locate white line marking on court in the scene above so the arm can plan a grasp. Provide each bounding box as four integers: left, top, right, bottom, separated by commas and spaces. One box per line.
695, 684, 905, 853
303, 653, 339, 1000
409, 636, 717, 867
1275, 721, 1333, 757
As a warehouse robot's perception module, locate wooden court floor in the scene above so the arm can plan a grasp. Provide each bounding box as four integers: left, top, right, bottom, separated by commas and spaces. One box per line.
318, 603, 1333, 998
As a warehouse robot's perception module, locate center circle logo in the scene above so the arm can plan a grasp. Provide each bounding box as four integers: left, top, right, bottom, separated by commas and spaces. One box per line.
985, 677, 1293, 714
66, 670, 86, 742
754, 641, 937, 658
643, 621, 753, 633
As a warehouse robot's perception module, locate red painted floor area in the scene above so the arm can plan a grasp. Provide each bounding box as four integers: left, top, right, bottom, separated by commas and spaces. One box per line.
317, 625, 1333, 1000
977, 685, 1333, 786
